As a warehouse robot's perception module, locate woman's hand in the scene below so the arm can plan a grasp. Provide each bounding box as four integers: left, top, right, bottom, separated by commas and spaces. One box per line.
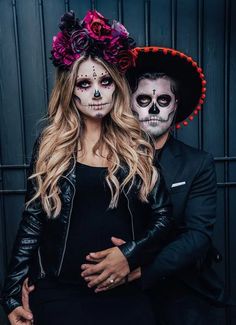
81, 246, 130, 292
85, 267, 142, 293
8, 306, 33, 325
22, 277, 35, 313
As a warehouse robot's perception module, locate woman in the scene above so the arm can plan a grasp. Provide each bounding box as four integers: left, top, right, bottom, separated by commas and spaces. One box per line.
1, 10, 172, 325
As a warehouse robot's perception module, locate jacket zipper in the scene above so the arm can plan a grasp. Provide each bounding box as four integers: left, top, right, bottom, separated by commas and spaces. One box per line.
124, 192, 135, 241
38, 247, 45, 278
57, 176, 76, 275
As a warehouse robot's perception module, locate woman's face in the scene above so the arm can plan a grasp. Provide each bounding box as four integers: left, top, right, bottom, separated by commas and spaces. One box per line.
73, 58, 115, 119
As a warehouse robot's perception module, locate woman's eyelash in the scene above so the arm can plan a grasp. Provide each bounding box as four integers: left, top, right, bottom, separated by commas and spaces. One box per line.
101, 77, 113, 85
76, 80, 90, 88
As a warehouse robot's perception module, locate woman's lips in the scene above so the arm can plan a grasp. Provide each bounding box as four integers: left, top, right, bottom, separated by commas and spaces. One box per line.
88, 103, 109, 110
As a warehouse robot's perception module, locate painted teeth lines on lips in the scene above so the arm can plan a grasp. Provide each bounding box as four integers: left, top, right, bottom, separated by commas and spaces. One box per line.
89, 103, 108, 110
142, 117, 162, 122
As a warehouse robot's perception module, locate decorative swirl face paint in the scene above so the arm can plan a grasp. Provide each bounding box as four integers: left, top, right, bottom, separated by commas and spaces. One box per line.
74, 57, 115, 119
132, 78, 177, 138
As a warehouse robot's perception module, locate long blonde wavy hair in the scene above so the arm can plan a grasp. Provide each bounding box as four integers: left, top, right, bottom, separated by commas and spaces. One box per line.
26, 56, 157, 218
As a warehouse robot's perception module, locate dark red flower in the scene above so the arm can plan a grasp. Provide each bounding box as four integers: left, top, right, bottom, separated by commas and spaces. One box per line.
117, 50, 136, 73
83, 10, 112, 41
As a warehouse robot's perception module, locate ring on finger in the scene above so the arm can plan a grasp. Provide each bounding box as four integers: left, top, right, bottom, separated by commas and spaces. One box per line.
108, 276, 115, 284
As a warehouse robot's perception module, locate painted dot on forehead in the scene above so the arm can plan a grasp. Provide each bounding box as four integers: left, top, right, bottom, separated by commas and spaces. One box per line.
92, 65, 98, 78
100, 71, 109, 78
153, 89, 156, 95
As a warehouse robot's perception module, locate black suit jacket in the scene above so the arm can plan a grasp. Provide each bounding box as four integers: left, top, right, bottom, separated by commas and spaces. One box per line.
141, 136, 225, 305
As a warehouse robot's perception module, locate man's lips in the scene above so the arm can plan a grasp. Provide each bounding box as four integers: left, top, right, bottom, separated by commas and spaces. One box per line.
140, 117, 163, 123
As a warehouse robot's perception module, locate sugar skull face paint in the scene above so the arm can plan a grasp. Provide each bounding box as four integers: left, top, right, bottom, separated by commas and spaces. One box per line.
132, 78, 177, 138
73, 58, 115, 119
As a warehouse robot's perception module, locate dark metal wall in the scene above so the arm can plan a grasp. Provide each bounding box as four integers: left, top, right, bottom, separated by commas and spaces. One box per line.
0, 0, 235, 324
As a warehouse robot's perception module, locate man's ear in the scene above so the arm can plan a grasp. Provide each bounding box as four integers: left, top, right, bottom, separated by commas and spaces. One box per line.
170, 108, 178, 128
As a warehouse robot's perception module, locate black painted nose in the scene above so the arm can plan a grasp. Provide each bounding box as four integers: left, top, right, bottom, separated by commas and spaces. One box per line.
148, 103, 160, 114
94, 89, 101, 98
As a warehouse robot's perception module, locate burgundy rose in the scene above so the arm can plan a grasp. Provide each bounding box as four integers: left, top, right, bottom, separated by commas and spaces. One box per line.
117, 50, 136, 73
52, 31, 80, 68
71, 30, 91, 54
83, 10, 112, 41
103, 38, 121, 62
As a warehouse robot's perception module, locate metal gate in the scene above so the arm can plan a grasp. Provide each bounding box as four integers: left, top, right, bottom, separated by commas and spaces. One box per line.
0, 0, 235, 324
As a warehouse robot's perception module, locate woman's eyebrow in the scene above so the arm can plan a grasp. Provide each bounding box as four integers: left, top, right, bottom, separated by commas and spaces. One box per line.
76, 76, 91, 81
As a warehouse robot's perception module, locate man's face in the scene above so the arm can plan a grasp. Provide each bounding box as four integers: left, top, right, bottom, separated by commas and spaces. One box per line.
132, 78, 177, 138
74, 57, 115, 119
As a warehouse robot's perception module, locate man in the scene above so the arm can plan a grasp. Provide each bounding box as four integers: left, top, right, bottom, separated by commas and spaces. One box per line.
22, 47, 225, 324
122, 47, 225, 324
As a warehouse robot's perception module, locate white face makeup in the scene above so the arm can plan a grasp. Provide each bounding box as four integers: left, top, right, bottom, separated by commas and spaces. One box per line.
74, 57, 115, 119
132, 78, 177, 138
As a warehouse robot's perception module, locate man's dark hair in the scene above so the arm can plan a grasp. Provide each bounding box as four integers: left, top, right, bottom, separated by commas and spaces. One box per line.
135, 72, 180, 101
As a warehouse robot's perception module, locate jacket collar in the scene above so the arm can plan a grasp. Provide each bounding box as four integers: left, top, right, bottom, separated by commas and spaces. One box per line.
158, 135, 183, 189
61, 153, 77, 184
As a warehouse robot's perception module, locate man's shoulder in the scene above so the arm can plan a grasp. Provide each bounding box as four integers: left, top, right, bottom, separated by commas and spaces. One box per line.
171, 137, 213, 162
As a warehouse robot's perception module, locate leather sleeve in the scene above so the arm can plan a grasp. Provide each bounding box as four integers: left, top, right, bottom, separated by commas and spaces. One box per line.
119, 173, 173, 271
141, 153, 217, 289
0, 135, 44, 315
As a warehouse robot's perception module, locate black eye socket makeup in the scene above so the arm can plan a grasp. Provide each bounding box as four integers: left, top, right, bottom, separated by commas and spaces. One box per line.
76, 79, 91, 89
100, 76, 113, 86
136, 95, 152, 107
157, 95, 172, 107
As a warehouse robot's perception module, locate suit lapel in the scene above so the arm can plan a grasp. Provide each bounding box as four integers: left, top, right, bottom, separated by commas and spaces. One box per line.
158, 136, 183, 190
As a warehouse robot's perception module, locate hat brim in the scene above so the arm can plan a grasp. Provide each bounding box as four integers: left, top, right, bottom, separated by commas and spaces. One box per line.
126, 47, 206, 124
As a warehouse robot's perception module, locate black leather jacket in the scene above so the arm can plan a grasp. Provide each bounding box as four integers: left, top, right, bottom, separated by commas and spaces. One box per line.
1, 136, 172, 315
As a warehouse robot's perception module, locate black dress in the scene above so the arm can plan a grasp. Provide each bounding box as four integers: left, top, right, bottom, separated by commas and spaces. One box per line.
29, 162, 155, 325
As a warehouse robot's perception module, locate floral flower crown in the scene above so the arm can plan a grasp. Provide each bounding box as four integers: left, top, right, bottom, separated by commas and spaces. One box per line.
51, 10, 136, 73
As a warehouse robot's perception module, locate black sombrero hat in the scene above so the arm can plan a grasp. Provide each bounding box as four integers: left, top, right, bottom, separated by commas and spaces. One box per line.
126, 47, 206, 128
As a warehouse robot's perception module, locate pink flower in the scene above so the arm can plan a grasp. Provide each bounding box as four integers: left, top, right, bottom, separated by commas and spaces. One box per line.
83, 10, 112, 41
52, 31, 80, 67
111, 21, 129, 38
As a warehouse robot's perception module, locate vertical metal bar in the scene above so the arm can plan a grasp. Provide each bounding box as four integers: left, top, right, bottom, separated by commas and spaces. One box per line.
197, 0, 204, 150
171, 0, 177, 49
65, 0, 70, 12
117, 0, 123, 23
0, 150, 7, 276
12, 0, 26, 174
38, 0, 49, 107
10, 0, 27, 259
224, 0, 231, 324
11, 0, 27, 192
171, 0, 177, 138
91, 0, 96, 10
144, 0, 150, 46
